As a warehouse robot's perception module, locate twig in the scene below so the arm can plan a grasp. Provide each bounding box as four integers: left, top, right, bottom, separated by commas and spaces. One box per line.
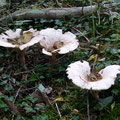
94, 29, 111, 41
32, 71, 44, 85
56, 54, 66, 62
20, 86, 37, 92
55, 103, 62, 118
14, 69, 33, 76
0, 27, 8, 31
38, 91, 51, 107
72, 27, 90, 42
13, 86, 22, 104
55, 0, 62, 8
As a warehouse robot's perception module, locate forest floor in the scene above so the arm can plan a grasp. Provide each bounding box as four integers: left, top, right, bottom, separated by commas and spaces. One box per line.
0, 0, 120, 120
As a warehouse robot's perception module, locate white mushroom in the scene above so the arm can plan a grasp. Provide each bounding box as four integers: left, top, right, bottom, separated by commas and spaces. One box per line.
66, 60, 120, 90
0, 28, 41, 65
38, 28, 79, 56
0, 28, 40, 50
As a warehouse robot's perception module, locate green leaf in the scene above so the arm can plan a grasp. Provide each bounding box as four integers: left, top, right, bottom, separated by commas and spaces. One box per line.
15, 20, 32, 25
20, 102, 29, 107
0, 103, 8, 108
33, 115, 48, 120
25, 107, 36, 113
1, 74, 9, 79
15, 116, 22, 120
55, 20, 63, 26
109, 0, 120, 3
0, 80, 8, 85
0, 53, 4, 57
70, 116, 80, 120
99, 96, 113, 107
112, 89, 120, 95
4, 85, 13, 91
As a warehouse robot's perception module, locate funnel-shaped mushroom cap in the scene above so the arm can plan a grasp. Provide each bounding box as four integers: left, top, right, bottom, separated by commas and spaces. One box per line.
38, 28, 79, 56
66, 61, 120, 90
0, 28, 41, 50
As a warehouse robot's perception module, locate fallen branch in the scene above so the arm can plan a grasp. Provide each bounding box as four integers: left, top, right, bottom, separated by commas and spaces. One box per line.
0, 3, 120, 25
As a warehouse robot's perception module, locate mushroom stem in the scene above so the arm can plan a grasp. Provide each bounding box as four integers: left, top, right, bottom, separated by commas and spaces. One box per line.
90, 90, 99, 100
16, 49, 26, 66
19, 51, 25, 66
49, 54, 56, 64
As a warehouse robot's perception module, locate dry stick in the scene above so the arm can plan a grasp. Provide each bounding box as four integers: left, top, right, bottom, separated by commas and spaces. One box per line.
72, 27, 90, 43
20, 86, 37, 92
38, 91, 51, 107
38, 90, 57, 114
14, 70, 33, 75
55, 0, 62, 8
0, 26, 7, 31
56, 54, 66, 62
55, 102, 62, 118
13, 86, 22, 104
94, 29, 111, 41
32, 71, 57, 112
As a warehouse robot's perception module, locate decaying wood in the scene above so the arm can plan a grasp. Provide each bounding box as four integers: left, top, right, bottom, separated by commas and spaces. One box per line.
0, 3, 120, 25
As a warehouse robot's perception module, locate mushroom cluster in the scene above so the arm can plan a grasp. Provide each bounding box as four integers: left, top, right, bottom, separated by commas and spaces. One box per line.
1, 27, 120, 91
0, 27, 120, 119
0, 28, 79, 65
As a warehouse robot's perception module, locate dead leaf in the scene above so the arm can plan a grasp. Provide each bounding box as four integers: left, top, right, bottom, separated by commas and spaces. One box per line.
44, 87, 52, 94
38, 84, 45, 92
54, 97, 64, 102
22, 32, 33, 44
71, 109, 79, 115
60, 117, 66, 120
30, 90, 44, 103
36, 103, 46, 112
88, 54, 97, 61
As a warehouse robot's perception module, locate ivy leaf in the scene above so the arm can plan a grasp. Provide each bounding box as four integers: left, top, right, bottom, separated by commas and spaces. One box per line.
99, 96, 113, 108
